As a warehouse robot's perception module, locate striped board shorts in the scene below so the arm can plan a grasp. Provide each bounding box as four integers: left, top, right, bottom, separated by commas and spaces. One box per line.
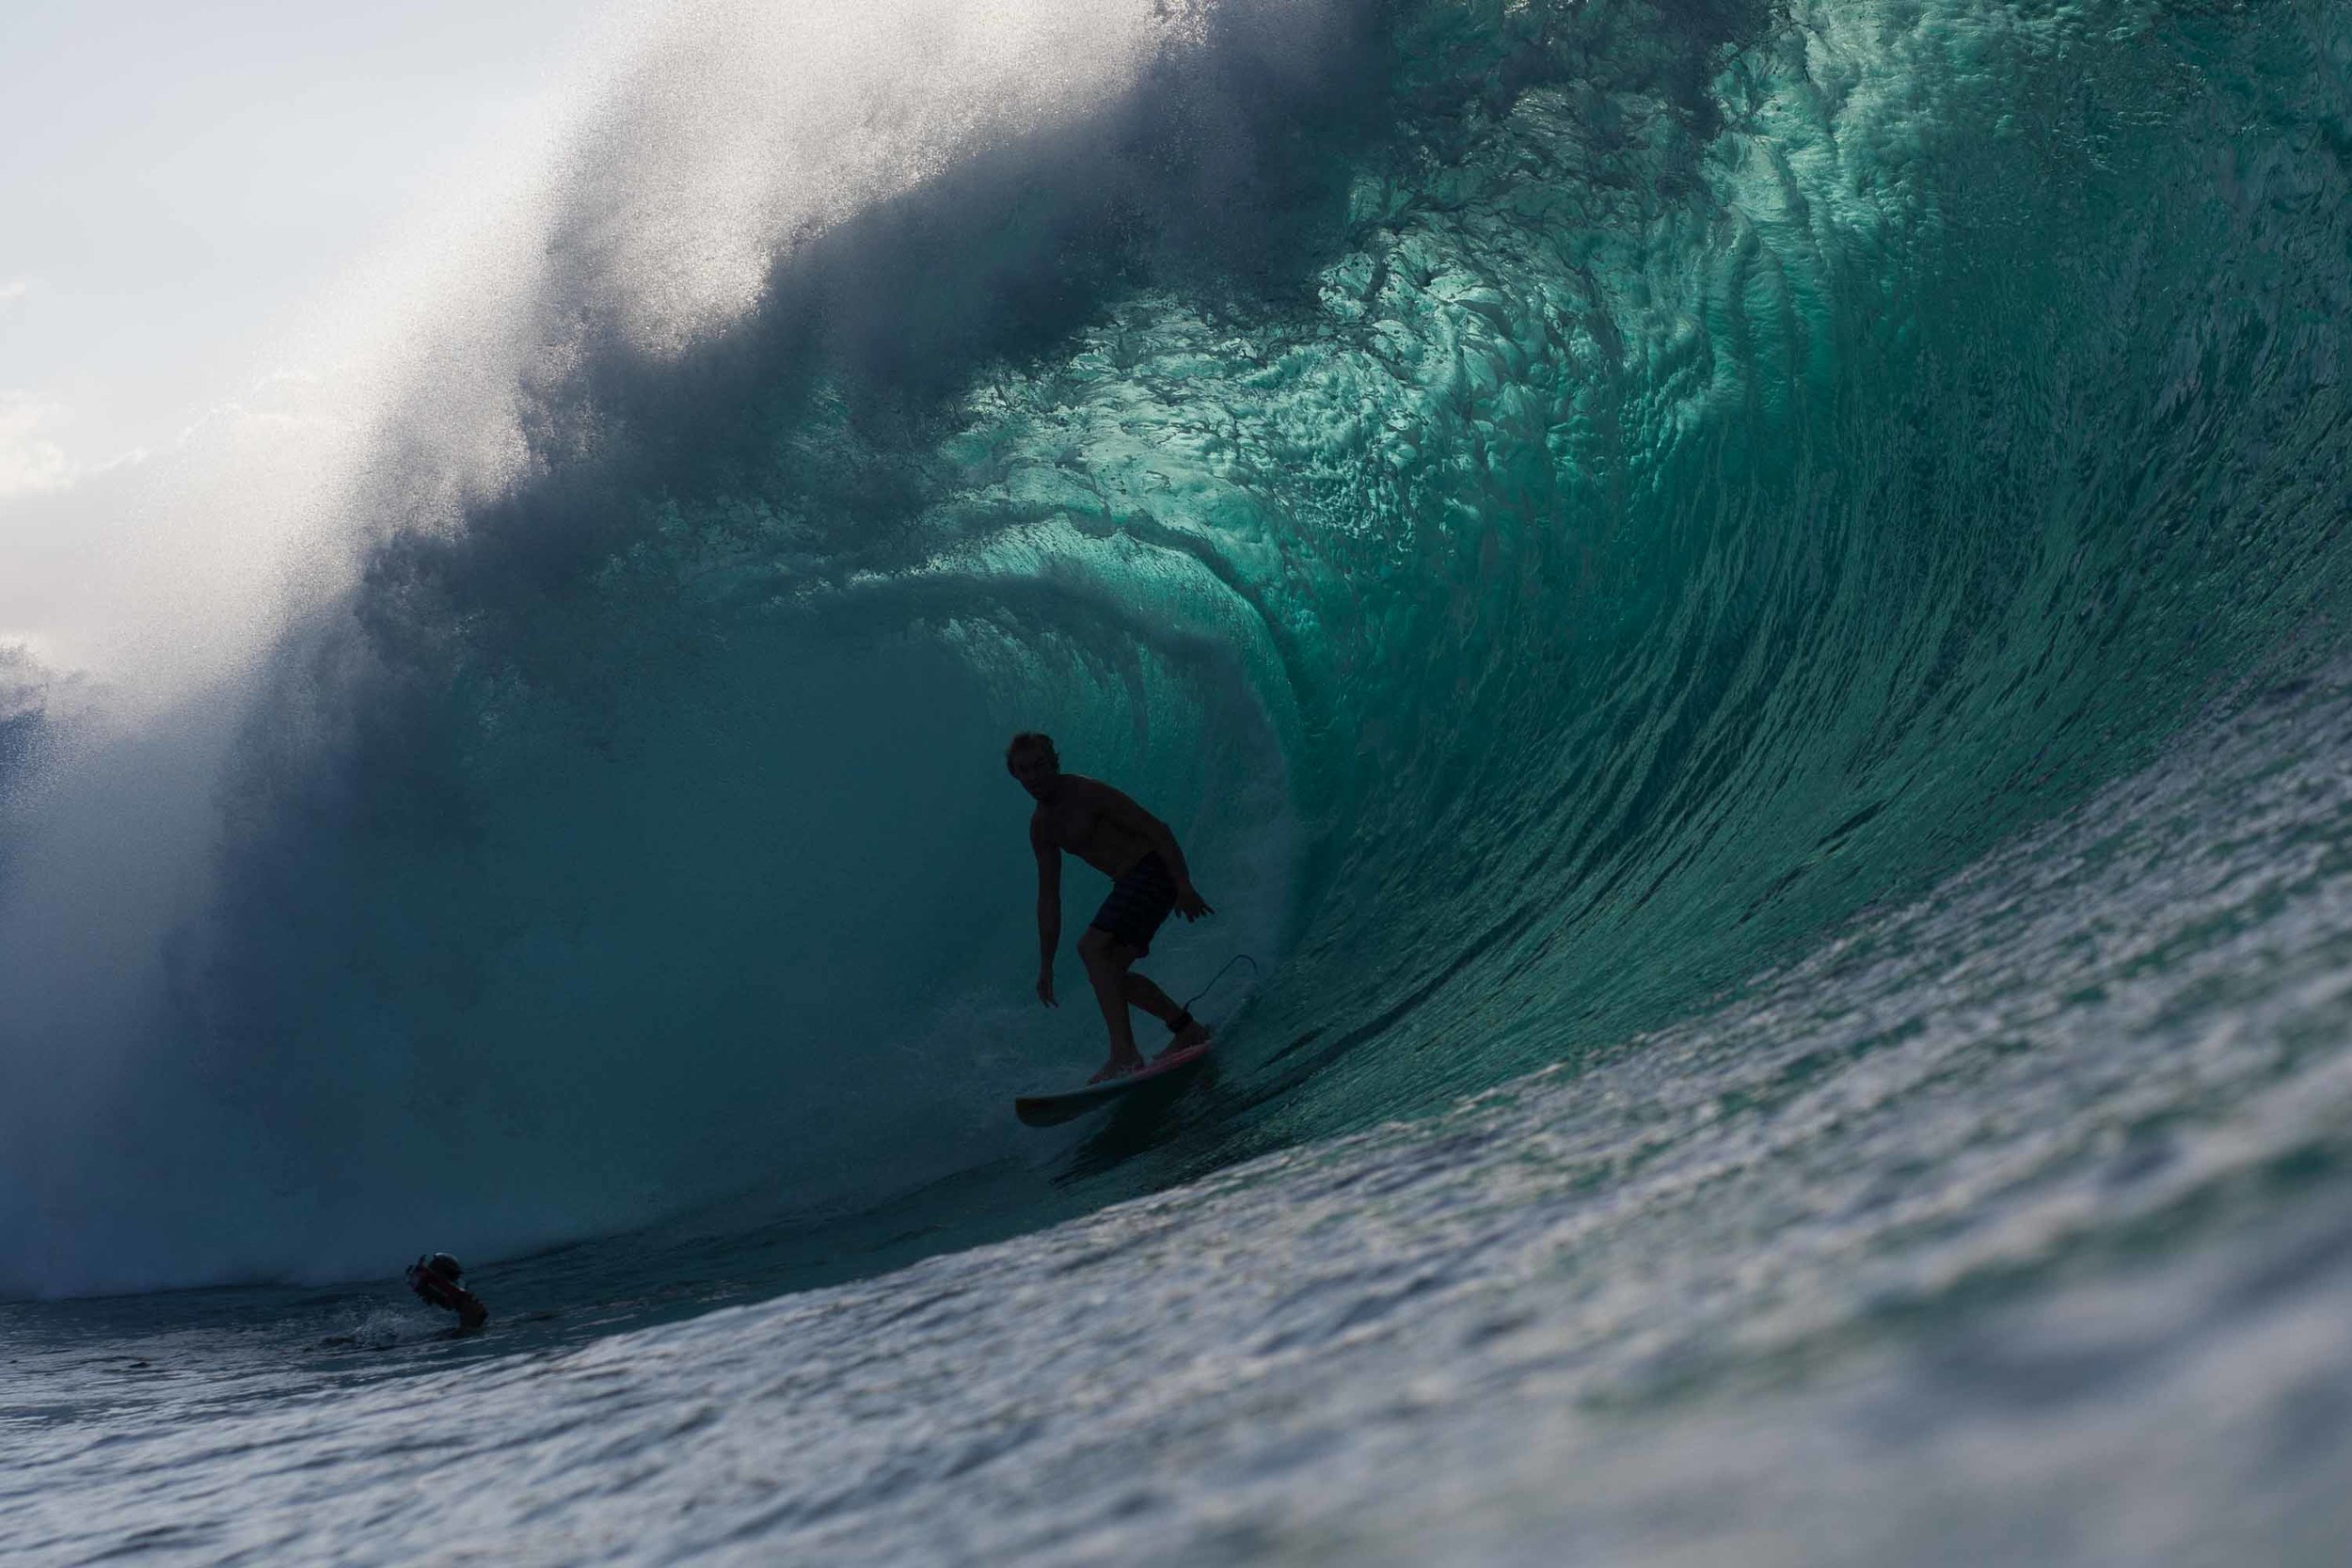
1089, 852, 1179, 958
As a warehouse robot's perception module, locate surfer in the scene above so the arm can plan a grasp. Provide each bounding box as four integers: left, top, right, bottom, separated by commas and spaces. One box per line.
1009, 732, 1214, 1083
405, 1252, 489, 1330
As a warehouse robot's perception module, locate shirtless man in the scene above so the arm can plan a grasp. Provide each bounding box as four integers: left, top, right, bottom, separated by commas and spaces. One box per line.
1008, 731, 1214, 1083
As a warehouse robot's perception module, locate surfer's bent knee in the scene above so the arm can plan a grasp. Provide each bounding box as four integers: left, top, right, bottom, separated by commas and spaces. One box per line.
1077, 926, 1130, 970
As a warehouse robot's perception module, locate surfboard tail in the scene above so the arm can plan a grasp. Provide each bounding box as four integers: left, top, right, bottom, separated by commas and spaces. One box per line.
1013, 1097, 1093, 1129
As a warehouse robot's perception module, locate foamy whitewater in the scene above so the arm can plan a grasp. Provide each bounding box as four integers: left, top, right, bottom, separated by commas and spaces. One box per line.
5, 0, 2351, 1560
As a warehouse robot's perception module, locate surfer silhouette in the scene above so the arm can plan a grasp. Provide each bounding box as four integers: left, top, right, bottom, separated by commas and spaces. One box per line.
1009, 732, 1214, 1083
405, 1252, 488, 1330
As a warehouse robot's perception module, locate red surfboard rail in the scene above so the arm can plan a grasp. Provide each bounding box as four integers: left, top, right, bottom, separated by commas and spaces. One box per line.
1013, 1042, 1214, 1127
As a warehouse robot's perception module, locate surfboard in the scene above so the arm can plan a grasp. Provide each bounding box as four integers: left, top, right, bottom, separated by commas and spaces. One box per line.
1013, 1042, 1213, 1127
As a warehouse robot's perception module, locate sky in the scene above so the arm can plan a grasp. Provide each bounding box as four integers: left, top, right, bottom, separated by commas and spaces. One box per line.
0, 0, 612, 665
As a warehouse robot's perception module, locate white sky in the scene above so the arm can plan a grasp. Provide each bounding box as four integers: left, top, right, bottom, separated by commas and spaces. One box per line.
0, 1, 616, 668
0, 0, 610, 478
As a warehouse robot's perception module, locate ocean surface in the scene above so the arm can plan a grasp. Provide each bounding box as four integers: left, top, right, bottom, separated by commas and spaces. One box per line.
5, 0, 2352, 1560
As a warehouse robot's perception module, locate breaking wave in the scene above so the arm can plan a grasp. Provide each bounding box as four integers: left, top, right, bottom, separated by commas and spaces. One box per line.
3, 0, 2347, 1293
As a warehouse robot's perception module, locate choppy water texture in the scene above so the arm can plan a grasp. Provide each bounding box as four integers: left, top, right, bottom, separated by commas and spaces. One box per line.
6, 0, 2352, 1560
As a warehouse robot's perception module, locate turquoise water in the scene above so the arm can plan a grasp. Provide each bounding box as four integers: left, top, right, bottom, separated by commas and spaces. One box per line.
10, 659, 2352, 1561
4, 0, 2351, 1558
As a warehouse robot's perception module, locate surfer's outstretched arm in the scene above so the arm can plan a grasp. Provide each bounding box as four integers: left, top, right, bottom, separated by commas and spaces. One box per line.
1031, 815, 1062, 1006
1090, 783, 1214, 920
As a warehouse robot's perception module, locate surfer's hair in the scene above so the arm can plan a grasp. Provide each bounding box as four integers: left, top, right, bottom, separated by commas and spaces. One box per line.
1005, 731, 1058, 773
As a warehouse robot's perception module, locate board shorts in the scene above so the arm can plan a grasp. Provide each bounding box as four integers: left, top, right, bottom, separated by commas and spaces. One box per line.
1089, 852, 1179, 958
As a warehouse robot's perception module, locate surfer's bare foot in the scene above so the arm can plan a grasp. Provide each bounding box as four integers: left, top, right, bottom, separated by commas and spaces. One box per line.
1088, 1053, 1145, 1085
1153, 1020, 1212, 1063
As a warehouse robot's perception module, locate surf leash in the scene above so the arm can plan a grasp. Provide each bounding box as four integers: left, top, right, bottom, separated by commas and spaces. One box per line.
1180, 953, 1258, 1016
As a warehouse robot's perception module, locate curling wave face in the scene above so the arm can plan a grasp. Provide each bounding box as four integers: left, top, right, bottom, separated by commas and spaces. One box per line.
1, 0, 2347, 1294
